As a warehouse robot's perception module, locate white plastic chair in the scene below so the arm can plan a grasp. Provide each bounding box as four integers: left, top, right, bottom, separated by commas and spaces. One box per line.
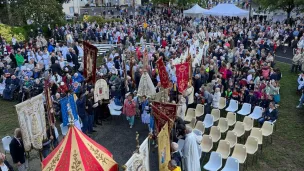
248, 106, 263, 120
204, 152, 223, 171
211, 109, 221, 122
221, 157, 239, 171
237, 103, 252, 116
60, 123, 68, 136
225, 99, 238, 112
109, 100, 123, 110
2, 136, 12, 154
185, 108, 196, 122
108, 104, 122, 116
218, 97, 227, 110
194, 121, 205, 134
186, 117, 197, 129
203, 114, 214, 129
195, 104, 205, 117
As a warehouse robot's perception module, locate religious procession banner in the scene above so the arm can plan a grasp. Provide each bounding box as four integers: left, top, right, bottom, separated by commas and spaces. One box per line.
156, 58, 170, 89
153, 102, 176, 131
94, 79, 110, 103
124, 137, 150, 171
15, 94, 47, 151
60, 94, 79, 126
83, 41, 98, 83
175, 62, 190, 93
157, 123, 171, 171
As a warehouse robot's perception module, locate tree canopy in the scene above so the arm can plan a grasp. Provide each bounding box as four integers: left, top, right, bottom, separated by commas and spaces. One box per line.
254, 0, 304, 18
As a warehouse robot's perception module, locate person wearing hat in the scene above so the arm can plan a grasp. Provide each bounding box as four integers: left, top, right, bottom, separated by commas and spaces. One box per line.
122, 93, 136, 128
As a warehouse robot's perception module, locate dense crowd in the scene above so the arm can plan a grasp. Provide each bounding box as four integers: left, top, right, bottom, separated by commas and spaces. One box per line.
1, 5, 304, 171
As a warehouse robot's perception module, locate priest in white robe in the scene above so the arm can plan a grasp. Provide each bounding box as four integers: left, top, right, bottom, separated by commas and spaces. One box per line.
182, 126, 201, 171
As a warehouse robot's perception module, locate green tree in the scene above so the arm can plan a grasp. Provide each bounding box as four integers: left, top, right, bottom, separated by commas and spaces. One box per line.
2, 0, 64, 26
255, 0, 304, 19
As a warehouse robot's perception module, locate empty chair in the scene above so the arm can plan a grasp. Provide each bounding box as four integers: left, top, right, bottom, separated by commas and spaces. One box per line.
218, 97, 227, 110
201, 135, 213, 153
108, 104, 122, 116
203, 152, 223, 171
195, 104, 204, 117
216, 140, 231, 159
232, 121, 245, 138
184, 108, 196, 122
221, 157, 239, 171
2, 136, 12, 154
243, 116, 254, 132
250, 128, 263, 148
210, 126, 221, 143
231, 144, 247, 165
225, 131, 237, 148
248, 106, 263, 120
218, 118, 229, 133
245, 136, 259, 155
211, 109, 221, 122
109, 100, 123, 110
237, 103, 252, 116
60, 123, 68, 136
203, 114, 214, 129
186, 117, 197, 129
194, 121, 205, 134
225, 99, 238, 112
226, 112, 236, 127
261, 121, 274, 143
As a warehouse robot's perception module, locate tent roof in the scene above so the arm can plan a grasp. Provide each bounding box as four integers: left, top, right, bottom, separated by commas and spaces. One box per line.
183, 4, 208, 14
42, 126, 118, 171
204, 3, 249, 17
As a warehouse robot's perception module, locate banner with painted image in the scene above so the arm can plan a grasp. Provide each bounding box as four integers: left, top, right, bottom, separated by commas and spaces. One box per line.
83, 41, 97, 83
124, 137, 150, 171
60, 94, 79, 126
15, 94, 47, 151
157, 123, 170, 171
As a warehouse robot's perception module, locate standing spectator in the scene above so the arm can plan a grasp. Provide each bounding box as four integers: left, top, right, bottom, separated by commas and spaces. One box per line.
9, 128, 28, 171
123, 93, 136, 128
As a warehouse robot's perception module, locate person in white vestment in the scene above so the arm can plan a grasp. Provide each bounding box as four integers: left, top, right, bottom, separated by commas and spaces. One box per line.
176, 95, 186, 120
184, 82, 194, 108
182, 126, 201, 171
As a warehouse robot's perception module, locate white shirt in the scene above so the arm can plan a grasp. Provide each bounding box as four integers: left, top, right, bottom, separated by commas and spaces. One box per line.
0, 164, 9, 171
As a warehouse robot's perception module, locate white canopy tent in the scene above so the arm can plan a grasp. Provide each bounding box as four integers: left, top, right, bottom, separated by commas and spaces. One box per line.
183, 4, 208, 17
203, 3, 249, 17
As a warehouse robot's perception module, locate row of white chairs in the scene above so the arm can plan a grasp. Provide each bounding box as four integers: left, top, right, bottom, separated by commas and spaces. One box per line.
200, 121, 274, 171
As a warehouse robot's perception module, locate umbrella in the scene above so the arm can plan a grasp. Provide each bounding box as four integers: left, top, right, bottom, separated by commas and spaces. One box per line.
42, 126, 118, 171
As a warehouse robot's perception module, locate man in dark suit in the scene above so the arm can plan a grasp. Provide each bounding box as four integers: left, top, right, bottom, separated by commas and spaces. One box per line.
9, 128, 28, 171
171, 142, 182, 167
258, 101, 278, 125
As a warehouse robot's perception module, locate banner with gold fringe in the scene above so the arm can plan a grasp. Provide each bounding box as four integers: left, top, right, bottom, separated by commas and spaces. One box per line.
157, 122, 170, 171
175, 62, 190, 93
156, 58, 170, 89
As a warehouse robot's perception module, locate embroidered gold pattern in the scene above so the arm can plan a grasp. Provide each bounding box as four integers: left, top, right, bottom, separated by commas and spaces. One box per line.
44, 147, 64, 171
87, 144, 109, 165
71, 150, 82, 171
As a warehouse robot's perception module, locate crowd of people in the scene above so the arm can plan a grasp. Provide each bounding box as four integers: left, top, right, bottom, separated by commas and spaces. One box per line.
1, 4, 304, 171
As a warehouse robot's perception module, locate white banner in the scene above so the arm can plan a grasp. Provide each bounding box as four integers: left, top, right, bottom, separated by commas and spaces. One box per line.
124, 137, 150, 171
15, 94, 47, 151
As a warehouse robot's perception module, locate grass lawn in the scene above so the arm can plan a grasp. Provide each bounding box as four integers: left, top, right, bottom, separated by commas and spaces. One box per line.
0, 62, 303, 170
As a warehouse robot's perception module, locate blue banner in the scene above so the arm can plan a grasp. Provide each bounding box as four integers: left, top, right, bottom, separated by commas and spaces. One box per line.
60, 94, 79, 126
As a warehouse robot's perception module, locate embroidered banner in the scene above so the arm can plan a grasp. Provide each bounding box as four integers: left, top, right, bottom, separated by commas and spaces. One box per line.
153, 102, 176, 132
60, 94, 79, 126
156, 58, 170, 89
175, 62, 190, 93
83, 41, 98, 83
15, 94, 47, 151
94, 79, 110, 103
157, 123, 170, 171
124, 137, 150, 171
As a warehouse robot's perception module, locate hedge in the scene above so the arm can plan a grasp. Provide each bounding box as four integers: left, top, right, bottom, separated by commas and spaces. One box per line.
83, 15, 123, 25
0, 24, 26, 42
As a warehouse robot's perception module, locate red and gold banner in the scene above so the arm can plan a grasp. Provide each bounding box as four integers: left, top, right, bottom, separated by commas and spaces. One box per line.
152, 102, 176, 134
175, 62, 190, 93
83, 41, 98, 83
157, 123, 170, 171
156, 58, 170, 89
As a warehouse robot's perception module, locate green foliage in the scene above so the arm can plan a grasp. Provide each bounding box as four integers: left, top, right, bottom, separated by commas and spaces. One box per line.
0, 24, 26, 42
254, 0, 304, 16
8, 0, 65, 26
83, 15, 123, 25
